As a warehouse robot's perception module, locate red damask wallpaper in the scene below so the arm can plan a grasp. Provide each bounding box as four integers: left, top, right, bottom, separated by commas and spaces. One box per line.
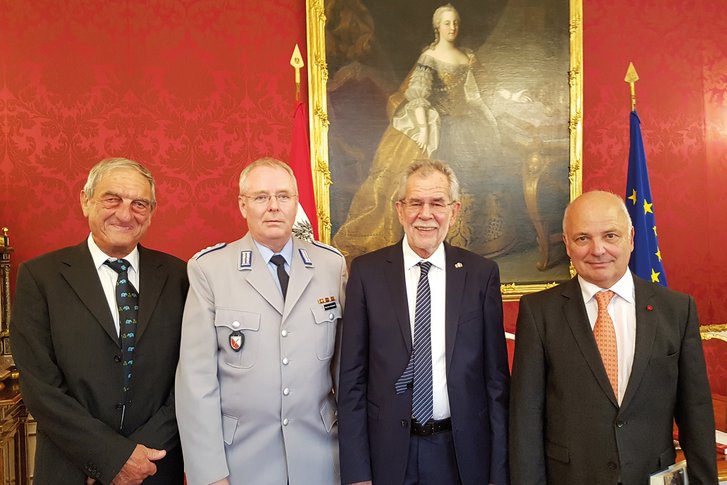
0, 0, 307, 265
583, 0, 727, 326
1, 0, 726, 331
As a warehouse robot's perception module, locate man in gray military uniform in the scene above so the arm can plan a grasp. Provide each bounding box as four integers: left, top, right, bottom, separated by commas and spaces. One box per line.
175, 157, 347, 485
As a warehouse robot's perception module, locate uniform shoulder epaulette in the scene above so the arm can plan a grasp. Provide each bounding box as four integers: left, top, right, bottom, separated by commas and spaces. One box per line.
311, 240, 343, 257
192, 242, 226, 260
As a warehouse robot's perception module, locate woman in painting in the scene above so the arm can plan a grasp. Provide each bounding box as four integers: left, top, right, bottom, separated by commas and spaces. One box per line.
332, 2, 515, 261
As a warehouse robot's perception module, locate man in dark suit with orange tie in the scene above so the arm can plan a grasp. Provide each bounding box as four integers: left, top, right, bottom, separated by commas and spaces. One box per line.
11, 158, 187, 484
510, 190, 717, 485
338, 159, 510, 485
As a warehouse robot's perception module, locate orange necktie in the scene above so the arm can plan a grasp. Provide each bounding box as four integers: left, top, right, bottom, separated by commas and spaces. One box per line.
594, 290, 618, 398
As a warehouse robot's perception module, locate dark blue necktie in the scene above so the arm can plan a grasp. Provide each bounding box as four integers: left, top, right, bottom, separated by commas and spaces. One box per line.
395, 261, 433, 423
104, 259, 138, 399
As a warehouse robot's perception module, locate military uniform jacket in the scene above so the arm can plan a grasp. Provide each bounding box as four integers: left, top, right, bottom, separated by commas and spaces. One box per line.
175, 233, 347, 485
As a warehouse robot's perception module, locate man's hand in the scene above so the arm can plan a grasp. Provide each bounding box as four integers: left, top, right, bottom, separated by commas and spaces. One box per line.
110, 444, 166, 485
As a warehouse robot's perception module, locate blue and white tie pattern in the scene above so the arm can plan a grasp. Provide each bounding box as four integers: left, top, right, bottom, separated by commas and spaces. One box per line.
395, 261, 433, 423
104, 259, 138, 396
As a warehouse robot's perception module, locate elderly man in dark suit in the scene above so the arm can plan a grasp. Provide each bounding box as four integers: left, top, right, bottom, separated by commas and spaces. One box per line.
11, 157, 188, 484
338, 159, 510, 485
510, 190, 717, 485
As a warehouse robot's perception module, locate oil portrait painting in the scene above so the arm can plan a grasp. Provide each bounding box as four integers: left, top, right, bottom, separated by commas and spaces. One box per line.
307, 0, 582, 298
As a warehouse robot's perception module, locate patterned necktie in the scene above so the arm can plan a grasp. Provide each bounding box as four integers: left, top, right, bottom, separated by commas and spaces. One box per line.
395, 262, 433, 423
270, 254, 289, 300
594, 290, 618, 398
104, 259, 138, 397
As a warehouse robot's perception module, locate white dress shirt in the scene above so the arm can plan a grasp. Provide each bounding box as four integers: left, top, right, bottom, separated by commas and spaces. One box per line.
402, 236, 450, 420
578, 270, 637, 404
87, 234, 139, 337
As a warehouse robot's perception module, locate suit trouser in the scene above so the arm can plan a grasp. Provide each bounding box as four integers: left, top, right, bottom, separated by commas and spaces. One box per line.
403, 430, 461, 485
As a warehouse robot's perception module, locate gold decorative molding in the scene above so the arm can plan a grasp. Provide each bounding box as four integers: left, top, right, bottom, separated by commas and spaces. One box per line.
701, 324, 727, 342
305, 0, 332, 242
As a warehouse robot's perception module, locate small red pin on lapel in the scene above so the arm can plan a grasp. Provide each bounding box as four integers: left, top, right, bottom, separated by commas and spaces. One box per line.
646, 305, 653, 311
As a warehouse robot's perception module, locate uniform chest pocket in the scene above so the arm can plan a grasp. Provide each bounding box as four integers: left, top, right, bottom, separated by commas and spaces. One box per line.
214, 309, 260, 369
310, 304, 341, 360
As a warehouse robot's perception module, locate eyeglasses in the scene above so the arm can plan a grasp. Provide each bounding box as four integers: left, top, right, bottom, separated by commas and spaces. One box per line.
242, 193, 298, 205
399, 199, 456, 215
97, 195, 153, 214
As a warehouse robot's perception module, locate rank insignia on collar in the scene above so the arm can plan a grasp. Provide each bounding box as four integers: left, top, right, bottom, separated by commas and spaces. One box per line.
299, 248, 313, 267
239, 250, 252, 270
229, 330, 245, 352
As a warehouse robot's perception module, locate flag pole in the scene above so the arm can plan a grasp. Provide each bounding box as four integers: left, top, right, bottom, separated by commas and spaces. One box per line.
290, 44, 304, 102
624, 62, 639, 112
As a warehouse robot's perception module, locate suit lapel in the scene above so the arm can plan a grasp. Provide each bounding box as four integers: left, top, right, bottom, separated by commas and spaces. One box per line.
384, 242, 413, 353
60, 242, 119, 346
620, 277, 658, 411
136, 245, 167, 342
444, 244, 465, 372
561, 278, 619, 407
282, 238, 313, 323
241, 235, 284, 316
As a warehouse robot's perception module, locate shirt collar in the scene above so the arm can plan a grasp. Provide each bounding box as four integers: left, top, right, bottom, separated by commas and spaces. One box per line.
402, 235, 446, 270
87, 233, 139, 271
254, 237, 294, 266
578, 269, 635, 305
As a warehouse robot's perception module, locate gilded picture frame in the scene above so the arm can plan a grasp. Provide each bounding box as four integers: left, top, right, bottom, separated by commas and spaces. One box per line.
307, 0, 583, 300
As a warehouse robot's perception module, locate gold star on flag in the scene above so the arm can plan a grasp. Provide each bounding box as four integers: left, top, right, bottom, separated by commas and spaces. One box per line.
652, 225, 657, 236
628, 189, 637, 205
655, 248, 662, 262
643, 199, 653, 214
651, 268, 661, 283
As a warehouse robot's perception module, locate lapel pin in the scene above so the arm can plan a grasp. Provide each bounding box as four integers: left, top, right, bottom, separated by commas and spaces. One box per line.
454, 262, 463, 268
646, 305, 653, 311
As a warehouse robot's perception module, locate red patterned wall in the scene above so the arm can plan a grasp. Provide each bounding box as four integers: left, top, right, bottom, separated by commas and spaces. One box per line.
1, 0, 726, 328
0, 0, 308, 269
582, 0, 727, 326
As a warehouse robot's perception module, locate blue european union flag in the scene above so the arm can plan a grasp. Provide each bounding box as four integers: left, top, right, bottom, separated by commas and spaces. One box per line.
625, 111, 667, 286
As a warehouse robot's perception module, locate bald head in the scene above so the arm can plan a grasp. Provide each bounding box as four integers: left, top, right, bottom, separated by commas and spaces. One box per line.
562, 191, 635, 288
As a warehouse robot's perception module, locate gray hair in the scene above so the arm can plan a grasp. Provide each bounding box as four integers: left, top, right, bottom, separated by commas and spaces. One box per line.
396, 159, 461, 202
238, 157, 298, 195
562, 190, 633, 233
83, 157, 156, 207
429, 3, 460, 49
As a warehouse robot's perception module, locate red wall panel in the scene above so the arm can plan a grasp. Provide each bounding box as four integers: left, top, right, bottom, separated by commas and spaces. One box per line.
582, 0, 727, 324
1, 0, 308, 267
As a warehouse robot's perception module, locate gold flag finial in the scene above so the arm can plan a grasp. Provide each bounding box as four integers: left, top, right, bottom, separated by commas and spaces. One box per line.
290, 44, 304, 101
624, 62, 639, 112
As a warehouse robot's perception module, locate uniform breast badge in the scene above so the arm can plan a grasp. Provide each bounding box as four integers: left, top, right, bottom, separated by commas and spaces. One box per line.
229, 330, 245, 352
317, 295, 337, 311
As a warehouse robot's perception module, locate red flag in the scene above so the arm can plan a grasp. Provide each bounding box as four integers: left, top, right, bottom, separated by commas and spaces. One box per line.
289, 101, 319, 241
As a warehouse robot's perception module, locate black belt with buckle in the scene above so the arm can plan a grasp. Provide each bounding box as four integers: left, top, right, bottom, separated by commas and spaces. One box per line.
410, 418, 452, 436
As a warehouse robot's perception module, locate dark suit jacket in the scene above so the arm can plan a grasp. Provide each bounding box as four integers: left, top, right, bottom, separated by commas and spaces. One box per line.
11, 241, 188, 484
510, 276, 717, 485
338, 241, 510, 485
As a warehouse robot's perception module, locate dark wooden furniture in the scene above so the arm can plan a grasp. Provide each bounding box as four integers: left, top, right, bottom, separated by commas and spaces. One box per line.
0, 229, 32, 485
